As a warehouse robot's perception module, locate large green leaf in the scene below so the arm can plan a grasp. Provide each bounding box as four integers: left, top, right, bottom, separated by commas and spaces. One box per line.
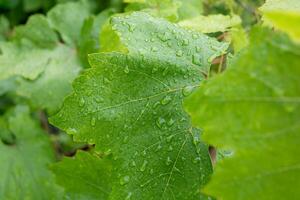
0, 106, 63, 199
51, 12, 228, 199
184, 27, 300, 199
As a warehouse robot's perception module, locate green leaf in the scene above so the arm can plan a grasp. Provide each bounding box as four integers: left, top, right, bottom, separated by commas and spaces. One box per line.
0, 15, 9, 41
124, 0, 180, 21
260, 0, 300, 42
0, 105, 63, 199
79, 9, 115, 67
177, 0, 203, 20
14, 14, 58, 48
178, 14, 241, 33
0, 41, 52, 80
105, 12, 228, 71
0, 2, 92, 113
16, 45, 81, 114
47, 1, 90, 45
259, 0, 300, 12
52, 151, 112, 200
51, 12, 228, 199
184, 27, 300, 200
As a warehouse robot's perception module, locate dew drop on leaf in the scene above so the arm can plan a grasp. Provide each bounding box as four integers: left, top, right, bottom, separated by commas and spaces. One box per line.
193, 157, 201, 164
124, 66, 130, 74
125, 192, 132, 200
182, 85, 194, 97
192, 54, 202, 66
90, 117, 96, 126
166, 157, 172, 166
167, 118, 175, 127
79, 97, 85, 107
182, 39, 189, 46
156, 117, 166, 129
140, 160, 148, 172
161, 95, 172, 105
176, 50, 183, 57
120, 175, 130, 185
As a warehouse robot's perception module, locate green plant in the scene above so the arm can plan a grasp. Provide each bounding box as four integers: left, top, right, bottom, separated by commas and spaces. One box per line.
0, 0, 299, 199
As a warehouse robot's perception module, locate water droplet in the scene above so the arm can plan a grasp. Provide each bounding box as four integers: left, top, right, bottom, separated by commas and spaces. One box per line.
150, 168, 154, 174
196, 46, 201, 53
151, 47, 158, 52
95, 96, 104, 103
142, 150, 147, 156
182, 39, 189, 46
67, 128, 77, 135
182, 85, 194, 97
166, 157, 172, 166
123, 136, 129, 144
124, 66, 129, 74
140, 160, 148, 172
155, 144, 162, 152
167, 118, 175, 127
166, 135, 173, 143
153, 101, 160, 108
152, 66, 158, 73
130, 160, 136, 167
125, 192, 132, 200
79, 97, 85, 107
176, 50, 183, 57
193, 157, 201, 163
156, 117, 166, 129
161, 95, 172, 105
120, 175, 130, 185
91, 117, 96, 126
192, 54, 202, 65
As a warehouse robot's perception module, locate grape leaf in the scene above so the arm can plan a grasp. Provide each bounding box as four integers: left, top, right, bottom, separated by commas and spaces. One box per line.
0, 14, 82, 113
14, 14, 58, 48
184, 27, 300, 200
52, 151, 112, 200
51, 12, 228, 199
78, 8, 115, 67
0, 1, 108, 113
47, 1, 90, 46
178, 14, 241, 33
260, 0, 300, 42
124, 0, 180, 21
177, 0, 203, 20
259, 0, 300, 12
0, 106, 63, 199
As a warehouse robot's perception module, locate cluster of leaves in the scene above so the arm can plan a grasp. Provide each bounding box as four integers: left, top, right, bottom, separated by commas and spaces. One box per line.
0, 0, 299, 199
